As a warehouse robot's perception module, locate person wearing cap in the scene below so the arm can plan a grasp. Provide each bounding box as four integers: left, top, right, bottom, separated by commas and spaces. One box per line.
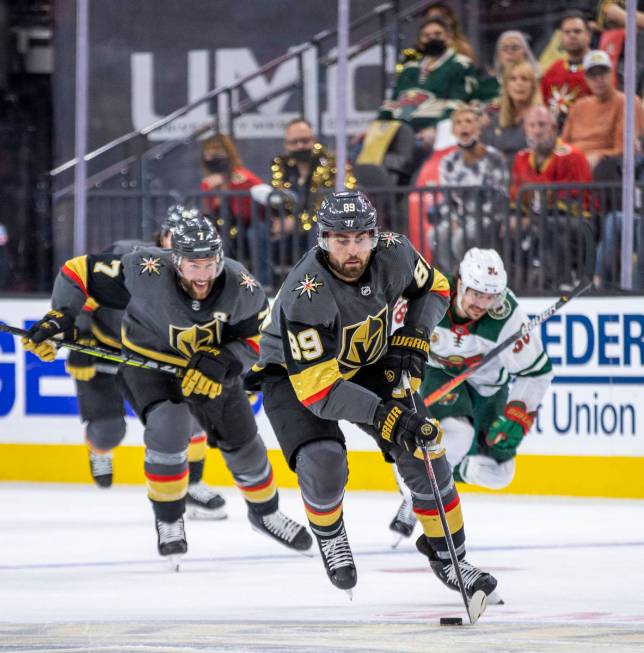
562, 49, 644, 171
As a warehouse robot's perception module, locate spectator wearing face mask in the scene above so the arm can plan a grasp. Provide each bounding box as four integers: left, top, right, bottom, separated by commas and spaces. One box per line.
433, 106, 509, 271
268, 118, 356, 248
379, 16, 480, 151
199, 134, 272, 286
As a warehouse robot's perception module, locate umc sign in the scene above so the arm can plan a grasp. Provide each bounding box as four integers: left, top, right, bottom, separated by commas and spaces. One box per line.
130, 46, 387, 140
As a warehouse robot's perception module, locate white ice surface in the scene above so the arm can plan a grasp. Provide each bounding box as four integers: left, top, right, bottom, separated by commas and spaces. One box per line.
0, 483, 643, 652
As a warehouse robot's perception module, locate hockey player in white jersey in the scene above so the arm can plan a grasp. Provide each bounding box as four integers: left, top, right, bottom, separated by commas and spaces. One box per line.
390, 247, 553, 542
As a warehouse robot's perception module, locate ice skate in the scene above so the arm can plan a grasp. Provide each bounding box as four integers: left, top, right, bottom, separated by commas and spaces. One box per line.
186, 481, 227, 520
389, 496, 416, 548
88, 450, 113, 488
155, 517, 187, 571
315, 522, 357, 597
248, 509, 313, 554
416, 535, 498, 599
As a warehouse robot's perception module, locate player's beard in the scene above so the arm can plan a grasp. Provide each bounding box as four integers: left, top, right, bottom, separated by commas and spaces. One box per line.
328, 255, 369, 281
180, 277, 215, 300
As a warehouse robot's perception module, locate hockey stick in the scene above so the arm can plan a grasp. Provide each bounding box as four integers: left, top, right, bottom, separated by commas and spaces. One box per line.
401, 373, 486, 625
0, 322, 185, 377
423, 223, 595, 408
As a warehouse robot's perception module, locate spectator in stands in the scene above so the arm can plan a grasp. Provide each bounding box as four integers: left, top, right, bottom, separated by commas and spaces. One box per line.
541, 11, 593, 125
199, 133, 271, 286
510, 106, 592, 288
482, 61, 543, 169
592, 155, 644, 288
424, 2, 477, 62
433, 106, 509, 271
562, 49, 644, 171
268, 118, 356, 264
594, 1, 644, 96
379, 16, 479, 151
493, 31, 540, 82
478, 31, 540, 117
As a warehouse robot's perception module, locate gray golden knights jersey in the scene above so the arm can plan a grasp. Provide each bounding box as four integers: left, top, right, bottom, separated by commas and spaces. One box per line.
428, 282, 553, 412
258, 233, 450, 425
52, 247, 268, 373
75, 239, 152, 350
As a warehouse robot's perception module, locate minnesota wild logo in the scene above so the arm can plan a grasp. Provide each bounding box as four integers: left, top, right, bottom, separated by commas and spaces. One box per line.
488, 297, 511, 320
339, 305, 389, 368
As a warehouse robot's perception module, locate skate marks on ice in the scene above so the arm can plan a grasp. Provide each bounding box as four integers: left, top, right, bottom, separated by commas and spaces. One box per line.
2, 619, 644, 653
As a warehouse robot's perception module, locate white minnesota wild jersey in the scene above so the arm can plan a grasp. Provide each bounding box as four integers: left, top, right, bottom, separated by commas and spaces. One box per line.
427, 284, 552, 409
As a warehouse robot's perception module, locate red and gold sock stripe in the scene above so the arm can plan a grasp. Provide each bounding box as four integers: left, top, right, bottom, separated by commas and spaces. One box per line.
303, 500, 343, 529
187, 433, 207, 463
237, 469, 277, 504
414, 495, 464, 538
145, 468, 189, 502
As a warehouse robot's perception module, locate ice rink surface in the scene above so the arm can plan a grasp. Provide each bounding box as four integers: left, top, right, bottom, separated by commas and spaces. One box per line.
0, 482, 643, 653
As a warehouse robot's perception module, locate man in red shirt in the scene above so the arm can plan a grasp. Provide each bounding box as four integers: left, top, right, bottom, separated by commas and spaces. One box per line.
541, 11, 593, 126
510, 106, 592, 289
511, 107, 591, 202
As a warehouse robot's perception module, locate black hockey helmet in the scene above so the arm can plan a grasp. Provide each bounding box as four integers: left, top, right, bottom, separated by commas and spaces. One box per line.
317, 191, 378, 251
171, 215, 224, 276
161, 204, 198, 237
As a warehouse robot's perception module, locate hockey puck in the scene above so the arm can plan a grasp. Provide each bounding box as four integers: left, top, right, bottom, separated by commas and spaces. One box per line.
439, 617, 463, 626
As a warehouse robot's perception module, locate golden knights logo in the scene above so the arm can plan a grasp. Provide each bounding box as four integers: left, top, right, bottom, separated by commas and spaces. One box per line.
380, 232, 402, 248
338, 305, 389, 369
138, 256, 162, 275
168, 317, 225, 358
239, 271, 259, 293
293, 273, 324, 300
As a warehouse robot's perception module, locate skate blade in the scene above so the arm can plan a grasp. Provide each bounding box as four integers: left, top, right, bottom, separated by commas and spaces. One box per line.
186, 506, 228, 521
486, 589, 504, 605
467, 590, 487, 624
166, 554, 184, 572
391, 533, 404, 549
344, 589, 353, 600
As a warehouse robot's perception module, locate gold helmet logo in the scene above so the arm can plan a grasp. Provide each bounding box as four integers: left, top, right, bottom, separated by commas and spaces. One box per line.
384, 369, 395, 383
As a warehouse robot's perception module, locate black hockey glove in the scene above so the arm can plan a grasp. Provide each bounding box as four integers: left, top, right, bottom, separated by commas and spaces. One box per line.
22, 308, 77, 362
374, 400, 442, 453
380, 325, 430, 394
181, 346, 243, 400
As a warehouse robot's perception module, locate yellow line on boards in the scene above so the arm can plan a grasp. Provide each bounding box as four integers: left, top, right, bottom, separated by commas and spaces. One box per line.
0, 444, 642, 499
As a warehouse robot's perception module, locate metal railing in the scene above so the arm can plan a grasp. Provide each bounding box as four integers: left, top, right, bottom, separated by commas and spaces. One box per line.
50, 0, 436, 190
37, 181, 643, 296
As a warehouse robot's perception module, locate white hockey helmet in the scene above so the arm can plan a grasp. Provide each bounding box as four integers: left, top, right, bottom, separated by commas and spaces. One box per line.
458, 248, 507, 307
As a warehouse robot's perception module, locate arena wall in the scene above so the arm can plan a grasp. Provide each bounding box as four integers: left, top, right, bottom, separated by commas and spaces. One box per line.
0, 297, 642, 498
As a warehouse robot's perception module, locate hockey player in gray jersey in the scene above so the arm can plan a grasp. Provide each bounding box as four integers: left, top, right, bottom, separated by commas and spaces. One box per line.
389, 247, 553, 542
256, 190, 498, 598
67, 209, 227, 518
23, 214, 312, 563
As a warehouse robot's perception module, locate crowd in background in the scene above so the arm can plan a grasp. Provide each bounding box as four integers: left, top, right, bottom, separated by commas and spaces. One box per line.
192, 2, 644, 293
1, 1, 643, 294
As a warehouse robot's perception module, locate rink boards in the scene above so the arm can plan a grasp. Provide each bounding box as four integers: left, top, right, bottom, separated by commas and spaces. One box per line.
0, 296, 643, 498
